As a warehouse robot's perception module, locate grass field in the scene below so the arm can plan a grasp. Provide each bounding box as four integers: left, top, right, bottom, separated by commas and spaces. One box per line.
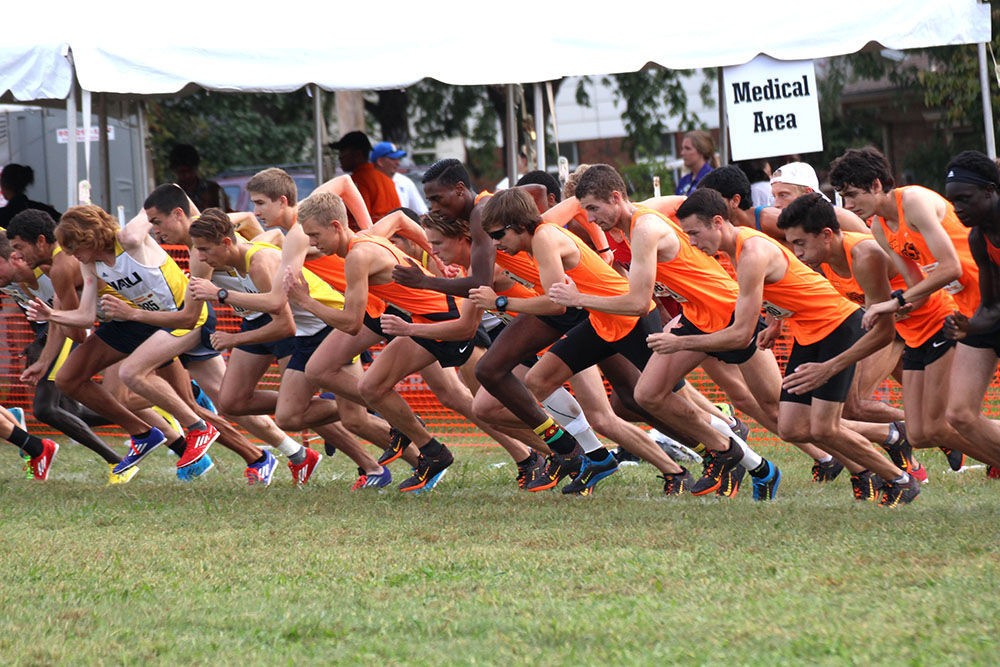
1, 436, 998, 665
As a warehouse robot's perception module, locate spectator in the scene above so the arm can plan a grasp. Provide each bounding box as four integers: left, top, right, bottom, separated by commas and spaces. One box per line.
675, 130, 719, 196
0, 164, 61, 229
330, 131, 401, 224
168, 144, 231, 212
371, 141, 428, 215
735, 159, 774, 207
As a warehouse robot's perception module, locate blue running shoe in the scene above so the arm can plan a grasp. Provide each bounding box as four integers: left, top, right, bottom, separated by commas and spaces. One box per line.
561, 452, 619, 494
351, 466, 393, 490
192, 381, 217, 414
411, 467, 447, 495
244, 450, 277, 487
8, 407, 26, 431
752, 460, 782, 501
114, 427, 166, 474
177, 453, 214, 481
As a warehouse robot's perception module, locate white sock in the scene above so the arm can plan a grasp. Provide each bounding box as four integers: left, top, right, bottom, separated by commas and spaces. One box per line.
563, 412, 603, 454
542, 387, 582, 424
710, 415, 763, 470
275, 436, 303, 458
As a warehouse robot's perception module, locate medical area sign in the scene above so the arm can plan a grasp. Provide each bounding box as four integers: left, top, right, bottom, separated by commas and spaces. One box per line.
723, 56, 822, 161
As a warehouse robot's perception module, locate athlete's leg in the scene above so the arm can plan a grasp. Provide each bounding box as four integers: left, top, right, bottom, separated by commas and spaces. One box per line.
31, 380, 121, 464
116, 329, 204, 428
215, 349, 282, 417
843, 340, 905, 423
945, 344, 1000, 466
55, 335, 148, 434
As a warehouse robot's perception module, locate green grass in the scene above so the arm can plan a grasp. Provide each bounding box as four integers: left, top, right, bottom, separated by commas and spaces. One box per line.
1, 438, 998, 665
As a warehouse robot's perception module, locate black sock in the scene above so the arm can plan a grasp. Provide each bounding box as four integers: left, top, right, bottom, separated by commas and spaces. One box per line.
547, 430, 578, 456
253, 453, 267, 465
586, 447, 610, 461
8, 427, 43, 458
516, 453, 534, 467
749, 461, 770, 477
167, 437, 186, 456
419, 438, 443, 458
132, 429, 152, 441
324, 441, 337, 457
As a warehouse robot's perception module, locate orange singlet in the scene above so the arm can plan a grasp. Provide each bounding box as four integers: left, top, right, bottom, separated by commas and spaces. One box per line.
304, 253, 386, 318
347, 235, 460, 323
734, 227, 859, 345
552, 224, 648, 342
822, 231, 954, 348
629, 206, 739, 332
873, 185, 980, 317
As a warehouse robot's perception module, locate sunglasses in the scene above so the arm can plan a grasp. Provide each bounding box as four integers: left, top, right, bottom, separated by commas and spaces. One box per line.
486, 225, 512, 241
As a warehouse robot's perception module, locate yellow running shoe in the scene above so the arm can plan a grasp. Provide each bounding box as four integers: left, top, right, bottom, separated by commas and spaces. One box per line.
108, 464, 139, 485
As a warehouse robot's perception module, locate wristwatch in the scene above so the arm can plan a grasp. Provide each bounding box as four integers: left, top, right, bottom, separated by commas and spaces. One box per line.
890, 289, 906, 307
494, 295, 509, 312
217, 288, 229, 304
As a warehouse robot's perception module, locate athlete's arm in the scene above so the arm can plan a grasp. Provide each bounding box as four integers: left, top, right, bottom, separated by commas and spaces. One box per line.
284, 246, 370, 335
47, 252, 87, 342
783, 242, 894, 394
365, 210, 439, 263
381, 299, 482, 341
98, 282, 204, 329
953, 229, 1000, 336
890, 191, 963, 305
501, 226, 567, 316
230, 212, 266, 241
224, 229, 310, 314
310, 174, 372, 229
27, 261, 100, 328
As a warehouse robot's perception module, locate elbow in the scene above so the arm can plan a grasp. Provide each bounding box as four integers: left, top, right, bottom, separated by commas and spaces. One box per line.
342, 319, 363, 336
623, 299, 649, 317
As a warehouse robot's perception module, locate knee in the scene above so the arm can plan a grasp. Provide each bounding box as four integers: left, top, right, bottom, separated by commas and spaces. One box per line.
474, 354, 505, 389
946, 404, 977, 433
275, 410, 306, 432
357, 375, 388, 407
778, 420, 810, 444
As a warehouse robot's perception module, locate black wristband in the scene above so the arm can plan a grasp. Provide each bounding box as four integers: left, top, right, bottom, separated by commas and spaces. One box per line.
890, 289, 906, 307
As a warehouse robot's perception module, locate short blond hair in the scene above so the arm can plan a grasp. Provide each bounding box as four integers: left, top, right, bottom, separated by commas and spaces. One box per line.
297, 192, 347, 227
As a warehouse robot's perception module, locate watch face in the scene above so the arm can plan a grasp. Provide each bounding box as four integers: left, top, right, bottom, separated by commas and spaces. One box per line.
218, 289, 228, 302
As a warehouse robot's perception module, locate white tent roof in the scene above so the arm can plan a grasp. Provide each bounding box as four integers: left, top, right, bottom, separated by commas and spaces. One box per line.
2, 1, 991, 101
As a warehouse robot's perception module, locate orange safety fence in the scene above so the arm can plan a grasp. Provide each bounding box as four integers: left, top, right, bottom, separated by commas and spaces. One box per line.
2, 245, 998, 445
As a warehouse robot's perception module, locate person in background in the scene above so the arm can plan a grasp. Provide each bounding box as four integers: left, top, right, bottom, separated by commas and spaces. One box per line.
168, 144, 231, 212
370, 141, 428, 215
735, 159, 773, 207
330, 131, 401, 224
0, 164, 61, 229
674, 130, 718, 196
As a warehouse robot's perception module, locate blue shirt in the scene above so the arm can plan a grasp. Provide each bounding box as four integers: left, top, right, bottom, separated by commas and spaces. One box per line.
675, 163, 713, 196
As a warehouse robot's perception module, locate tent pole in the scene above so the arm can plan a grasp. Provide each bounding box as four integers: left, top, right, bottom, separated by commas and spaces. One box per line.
312, 85, 324, 183
717, 68, 729, 166
136, 101, 151, 196
99, 93, 111, 208
506, 84, 517, 186
66, 86, 77, 206
534, 82, 545, 171
980, 43, 997, 160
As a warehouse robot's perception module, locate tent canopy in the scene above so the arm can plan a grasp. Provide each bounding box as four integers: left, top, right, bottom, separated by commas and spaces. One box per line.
2, 1, 991, 101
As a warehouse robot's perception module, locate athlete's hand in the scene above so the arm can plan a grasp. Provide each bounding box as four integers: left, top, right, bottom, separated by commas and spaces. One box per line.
646, 332, 684, 354
188, 276, 220, 302
469, 286, 498, 310
442, 264, 463, 279
943, 310, 969, 341
548, 279, 582, 308
861, 299, 897, 330
380, 313, 412, 337
392, 259, 429, 289
20, 360, 45, 386
283, 268, 310, 307
99, 294, 135, 321
210, 331, 237, 351
756, 319, 783, 350
781, 361, 832, 395
24, 297, 52, 323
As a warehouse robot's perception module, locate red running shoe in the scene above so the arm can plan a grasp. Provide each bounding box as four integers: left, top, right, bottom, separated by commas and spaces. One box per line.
29, 439, 59, 481
177, 423, 219, 468
288, 447, 322, 485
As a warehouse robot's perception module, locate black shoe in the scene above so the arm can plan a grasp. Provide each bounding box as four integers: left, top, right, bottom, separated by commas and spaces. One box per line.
525, 446, 583, 492
612, 448, 642, 464
516, 452, 546, 490
379, 415, 425, 466
716, 464, 746, 497
940, 446, 966, 472
561, 452, 619, 494
879, 475, 921, 507
732, 416, 750, 443
398, 445, 453, 492
691, 440, 742, 496
883, 421, 917, 471
659, 467, 694, 496
850, 470, 883, 502
812, 458, 845, 483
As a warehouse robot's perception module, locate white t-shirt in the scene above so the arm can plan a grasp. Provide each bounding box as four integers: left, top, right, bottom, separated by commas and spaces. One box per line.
393, 173, 428, 215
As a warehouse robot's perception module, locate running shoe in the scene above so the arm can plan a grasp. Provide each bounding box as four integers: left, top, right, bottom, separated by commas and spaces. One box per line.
379, 416, 425, 466
659, 467, 694, 496
399, 446, 454, 492
516, 452, 546, 490
561, 452, 619, 494
731, 416, 751, 443
717, 464, 746, 497
21, 455, 33, 480
909, 462, 928, 484
812, 458, 845, 483
28, 439, 59, 481
879, 475, 921, 507
612, 448, 642, 466
649, 429, 702, 463
177, 453, 214, 481
690, 441, 742, 496
714, 402, 735, 419
288, 447, 322, 485
114, 427, 167, 474
940, 447, 966, 472
850, 470, 883, 502
9, 407, 26, 430
352, 466, 393, 490
525, 446, 583, 492
245, 450, 278, 487
177, 423, 219, 468
884, 421, 920, 473
987, 465, 1000, 480
107, 463, 139, 485
411, 468, 447, 495
751, 460, 782, 501
192, 380, 217, 414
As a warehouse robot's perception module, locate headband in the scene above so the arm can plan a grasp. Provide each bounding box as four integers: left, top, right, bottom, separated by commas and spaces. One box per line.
945, 167, 998, 188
